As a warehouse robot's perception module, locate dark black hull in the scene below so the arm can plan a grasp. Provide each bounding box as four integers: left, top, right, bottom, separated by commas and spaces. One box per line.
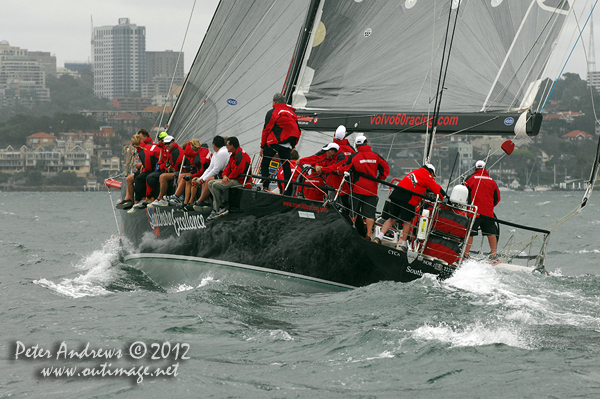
120, 188, 456, 288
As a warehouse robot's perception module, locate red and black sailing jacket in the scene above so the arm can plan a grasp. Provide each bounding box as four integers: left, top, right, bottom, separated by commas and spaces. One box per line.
261, 103, 302, 148
333, 137, 355, 158
163, 142, 186, 173
190, 147, 212, 178
182, 144, 211, 176
223, 147, 252, 184
300, 150, 350, 196
137, 143, 161, 173
276, 163, 301, 195
302, 171, 326, 201
156, 141, 167, 171
464, 168, 500, 218
398, 166, 444, 206
340, 145, 390, 196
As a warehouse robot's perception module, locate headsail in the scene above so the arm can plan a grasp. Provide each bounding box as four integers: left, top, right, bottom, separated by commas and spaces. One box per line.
290, 0, 570, 135
166, 0, 310, 150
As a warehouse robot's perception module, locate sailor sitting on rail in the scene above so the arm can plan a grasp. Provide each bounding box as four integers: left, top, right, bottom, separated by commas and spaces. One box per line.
206, 137, 251, 221
147, 136, 187, 208
164, 139, 211, 211
125, 134, 161, 213
192, 135, 229, 210
116, 129, 157, 210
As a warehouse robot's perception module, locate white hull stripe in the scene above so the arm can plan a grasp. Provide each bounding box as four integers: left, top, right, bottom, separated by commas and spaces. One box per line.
124, 253, 357, 290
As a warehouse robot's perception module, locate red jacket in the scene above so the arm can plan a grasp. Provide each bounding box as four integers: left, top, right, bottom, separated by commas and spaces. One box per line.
333, 137, 355, 158
183, 145, 211, 177
137, 143, 161, 173
300, 150, 350, 196
162, 142, 186, 172
223, 147, 252, 184
302, 171, 326, 201
277, 163, 301, 195
464, 169, 500, 218
156, 141, 167, 171
398, 166, 444, 206
341, 145, 390, 196
261, 103, 301, 148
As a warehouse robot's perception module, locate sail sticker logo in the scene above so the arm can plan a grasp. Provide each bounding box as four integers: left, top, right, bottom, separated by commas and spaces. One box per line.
146, 208, 207, 237
504, 117, 514, 126
297, 116, 319, 124
226, 99, 238, 106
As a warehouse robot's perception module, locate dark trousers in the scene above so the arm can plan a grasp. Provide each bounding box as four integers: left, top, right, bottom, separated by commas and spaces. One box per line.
261, 144, 292, 195
146, 171, 162, 199
134, 171, 151, 201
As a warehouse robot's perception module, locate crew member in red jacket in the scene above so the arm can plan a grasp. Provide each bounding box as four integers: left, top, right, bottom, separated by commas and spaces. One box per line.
340, 136, 390, 240
375, 164, 446, 249
181, 142, 211, 210
116, 128, 154, 210
299, 142, 351, 204
260, 92, 301, 195
333, 125, 356, 158
164, 139, 210, 210
277, 149, 301, 196
147, 136, 187, 207
126, 134, 161, 213
464, 160, 501, 259
207, 136, 251, 220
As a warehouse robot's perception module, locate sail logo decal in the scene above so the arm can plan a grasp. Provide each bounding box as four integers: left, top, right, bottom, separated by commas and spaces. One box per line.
146, 208, 207, 237
227, 99, 238, 106
504, 117, 514, 126
283, 201, 328, 213
297, 116, 318, 124
370, 113, 458, 128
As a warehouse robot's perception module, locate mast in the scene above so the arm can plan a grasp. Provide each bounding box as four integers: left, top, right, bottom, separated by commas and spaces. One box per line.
283, 0, 321, 104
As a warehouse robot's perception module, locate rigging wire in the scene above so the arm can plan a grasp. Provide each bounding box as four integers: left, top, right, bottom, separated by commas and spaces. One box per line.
540, 0, 599, 112
425, 0, 462, 164
506, 5, 567, 112
158, 0, 197, 131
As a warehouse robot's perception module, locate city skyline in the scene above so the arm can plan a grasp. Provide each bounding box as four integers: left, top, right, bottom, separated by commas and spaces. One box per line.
3, 0, 220, 74
3, 1, 600, 79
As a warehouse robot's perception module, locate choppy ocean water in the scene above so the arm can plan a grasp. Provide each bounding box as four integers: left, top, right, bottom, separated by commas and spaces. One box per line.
1, 190, 599, 398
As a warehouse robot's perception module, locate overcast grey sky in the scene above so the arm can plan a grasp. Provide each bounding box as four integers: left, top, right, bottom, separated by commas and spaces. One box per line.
1, 1, 599, 79
2, 0, 220, 72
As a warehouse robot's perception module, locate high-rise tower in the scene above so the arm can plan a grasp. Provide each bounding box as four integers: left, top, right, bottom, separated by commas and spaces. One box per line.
92, 18, 146, 98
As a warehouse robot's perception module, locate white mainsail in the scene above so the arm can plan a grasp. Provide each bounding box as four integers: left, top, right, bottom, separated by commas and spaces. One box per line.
167, 0, 310, 149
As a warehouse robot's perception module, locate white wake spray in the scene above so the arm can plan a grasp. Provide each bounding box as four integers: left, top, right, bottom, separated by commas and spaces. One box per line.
34, 236, 122, 298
